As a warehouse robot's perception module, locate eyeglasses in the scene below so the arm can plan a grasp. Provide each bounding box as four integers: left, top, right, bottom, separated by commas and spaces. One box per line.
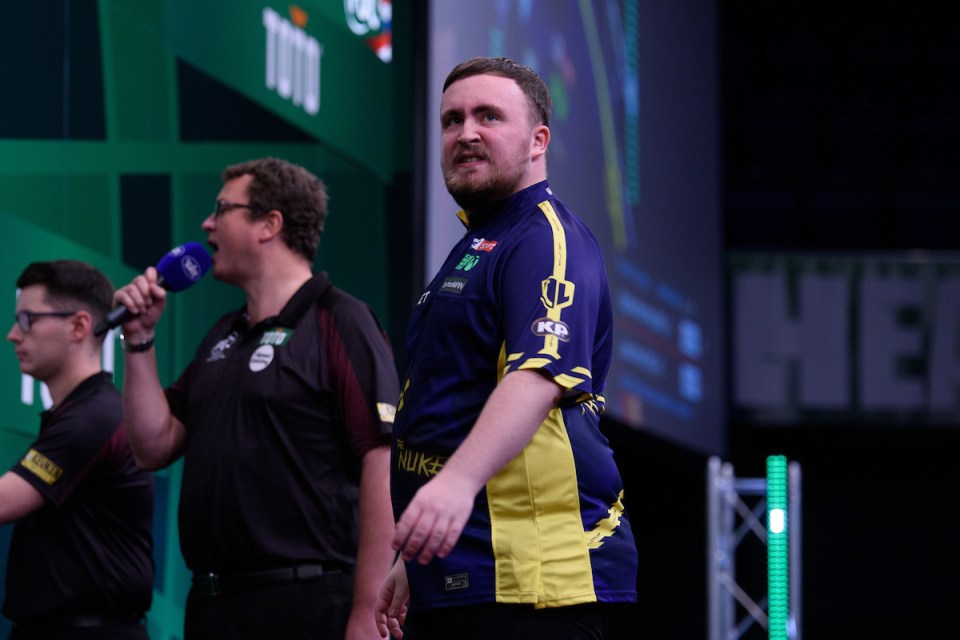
15, 310, 77, 333
213, 200, 258, 217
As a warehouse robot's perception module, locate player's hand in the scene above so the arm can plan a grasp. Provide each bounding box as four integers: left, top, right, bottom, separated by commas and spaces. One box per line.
112, 267, 168, 339
391, 470, 478, 565
375, 559, 409, 638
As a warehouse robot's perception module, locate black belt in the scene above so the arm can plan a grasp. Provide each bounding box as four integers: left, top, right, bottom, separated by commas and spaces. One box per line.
193, 563, 344, 596
15, 611, 145, 631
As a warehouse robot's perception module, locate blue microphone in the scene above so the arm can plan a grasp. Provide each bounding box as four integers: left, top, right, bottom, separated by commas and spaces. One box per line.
95, 242, 212, 336
153, 242, 213, 292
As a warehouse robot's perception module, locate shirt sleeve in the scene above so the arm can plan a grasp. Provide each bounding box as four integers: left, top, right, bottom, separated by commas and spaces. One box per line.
320, 294, 400, 458
165, 312, 235, 426
10, 401, 119, 507
497, 203, 611, 396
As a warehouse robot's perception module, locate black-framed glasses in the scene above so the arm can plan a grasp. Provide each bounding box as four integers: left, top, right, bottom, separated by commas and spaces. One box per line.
15, 310, 78, 333
213, 199, 258, 217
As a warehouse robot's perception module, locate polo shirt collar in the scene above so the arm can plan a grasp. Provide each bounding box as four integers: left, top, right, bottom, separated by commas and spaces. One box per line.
250, 271, 334, 330
457, 180, 551, 231
41, 371, 111, 421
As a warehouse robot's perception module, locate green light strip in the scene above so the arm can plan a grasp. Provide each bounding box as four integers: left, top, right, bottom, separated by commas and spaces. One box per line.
767, 455, 789, 640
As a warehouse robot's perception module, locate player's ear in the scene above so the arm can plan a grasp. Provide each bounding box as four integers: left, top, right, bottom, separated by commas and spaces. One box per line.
259, 209, 284, 242
71, 310, 93, 340
531, 125, 550, 161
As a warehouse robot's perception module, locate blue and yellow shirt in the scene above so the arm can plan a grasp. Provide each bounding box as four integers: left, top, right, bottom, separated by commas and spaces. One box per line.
391, 181, 637, 611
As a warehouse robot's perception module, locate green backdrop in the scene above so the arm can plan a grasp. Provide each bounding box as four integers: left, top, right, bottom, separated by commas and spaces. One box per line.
0, 1, 408, 637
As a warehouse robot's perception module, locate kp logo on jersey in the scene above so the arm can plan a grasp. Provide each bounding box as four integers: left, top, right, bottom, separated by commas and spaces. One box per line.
531, 318, 571, 341
532, 275, 574, 342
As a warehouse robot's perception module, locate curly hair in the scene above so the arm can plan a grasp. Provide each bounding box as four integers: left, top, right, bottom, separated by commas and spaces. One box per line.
222, 157, 329, 262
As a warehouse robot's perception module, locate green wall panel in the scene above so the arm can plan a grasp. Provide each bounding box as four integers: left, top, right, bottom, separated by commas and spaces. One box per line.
0, 1, 406, 637
102, 0, 177, 142
0, 175, 117, 259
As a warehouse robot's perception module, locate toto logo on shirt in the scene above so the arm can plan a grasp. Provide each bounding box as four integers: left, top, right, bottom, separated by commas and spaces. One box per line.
531, 317, 571, 341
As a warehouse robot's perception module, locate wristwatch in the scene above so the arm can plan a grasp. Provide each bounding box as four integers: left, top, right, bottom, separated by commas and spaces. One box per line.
120, 333, 155, 353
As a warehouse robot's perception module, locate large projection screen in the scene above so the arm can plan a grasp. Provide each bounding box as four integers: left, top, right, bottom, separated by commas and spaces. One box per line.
424, 0, 725, 454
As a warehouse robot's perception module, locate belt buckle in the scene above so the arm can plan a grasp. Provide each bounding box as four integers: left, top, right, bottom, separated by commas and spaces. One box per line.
200, 571, 222, 596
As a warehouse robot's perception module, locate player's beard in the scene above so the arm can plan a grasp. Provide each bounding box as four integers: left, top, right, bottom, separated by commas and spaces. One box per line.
443, 151, 529, 213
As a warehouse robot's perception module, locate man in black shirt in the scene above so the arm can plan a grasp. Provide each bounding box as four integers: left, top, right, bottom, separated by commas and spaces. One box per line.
2, 260, 154, 639
114, 157, 398, 640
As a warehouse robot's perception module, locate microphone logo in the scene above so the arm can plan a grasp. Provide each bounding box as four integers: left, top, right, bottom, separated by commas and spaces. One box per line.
181, 255, 203, 282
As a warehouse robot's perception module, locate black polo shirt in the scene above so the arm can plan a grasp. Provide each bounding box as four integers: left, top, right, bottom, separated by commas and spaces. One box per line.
167, 272, 398, 572
4, 372, 155, 623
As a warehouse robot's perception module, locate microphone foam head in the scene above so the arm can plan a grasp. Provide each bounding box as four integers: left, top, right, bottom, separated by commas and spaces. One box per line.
156, 242, 213, 292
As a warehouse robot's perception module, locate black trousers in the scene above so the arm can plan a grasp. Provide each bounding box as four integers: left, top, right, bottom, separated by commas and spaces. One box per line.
183, 570, 353, 640
402, 602, 624, 640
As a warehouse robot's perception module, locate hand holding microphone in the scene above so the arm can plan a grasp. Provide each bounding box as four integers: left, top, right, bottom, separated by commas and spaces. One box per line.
97, 242, 212, 337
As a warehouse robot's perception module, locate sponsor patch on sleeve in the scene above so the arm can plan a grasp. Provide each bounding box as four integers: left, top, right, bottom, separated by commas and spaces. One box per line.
531, 317, 571, 341
377, 402, 397, 424
20, 448, 63, 485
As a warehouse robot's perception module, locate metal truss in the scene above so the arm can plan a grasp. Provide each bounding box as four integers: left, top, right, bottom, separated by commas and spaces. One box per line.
707, 457, 802, 640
